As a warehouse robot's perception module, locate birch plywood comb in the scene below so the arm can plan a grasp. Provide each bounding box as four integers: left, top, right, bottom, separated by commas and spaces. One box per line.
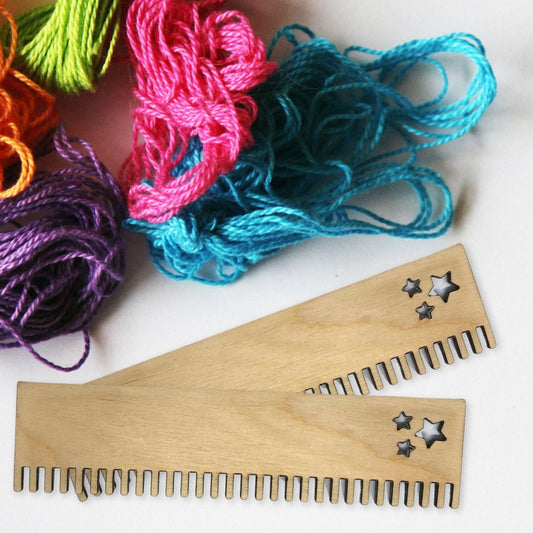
94, 244, 495, 395
14, 383, 466, 508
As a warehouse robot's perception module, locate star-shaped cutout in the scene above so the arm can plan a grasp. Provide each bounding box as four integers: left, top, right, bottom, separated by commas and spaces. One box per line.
415, 418, 447, 448
392, 411, 413, 430
402, 278, 422, 298
429, 271, 460, 303
416, 301, 434, 320
397, 439, 416, 458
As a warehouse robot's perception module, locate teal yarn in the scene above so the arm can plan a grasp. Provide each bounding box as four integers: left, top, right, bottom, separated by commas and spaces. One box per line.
125, 27, 496, 284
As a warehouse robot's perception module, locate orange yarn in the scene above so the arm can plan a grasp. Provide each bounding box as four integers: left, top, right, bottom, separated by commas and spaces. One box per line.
0, 2, 58, 199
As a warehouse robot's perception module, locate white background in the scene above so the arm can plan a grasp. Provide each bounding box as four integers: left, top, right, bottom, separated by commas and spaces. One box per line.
2, 0, 532, 531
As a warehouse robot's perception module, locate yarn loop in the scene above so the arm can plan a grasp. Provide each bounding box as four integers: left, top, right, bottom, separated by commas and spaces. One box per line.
121, 0, 278, 222
0, 125, 126, 371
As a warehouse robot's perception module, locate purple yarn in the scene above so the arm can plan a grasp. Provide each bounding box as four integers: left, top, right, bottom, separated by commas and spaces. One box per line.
0, 125, 126, 371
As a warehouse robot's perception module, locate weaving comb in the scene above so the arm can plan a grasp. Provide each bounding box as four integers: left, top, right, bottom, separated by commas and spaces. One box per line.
93, 244, 495, 394
14, 383, 466, 508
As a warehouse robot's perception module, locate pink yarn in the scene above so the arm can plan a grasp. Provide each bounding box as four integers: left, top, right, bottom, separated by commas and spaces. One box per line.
121, 0, 278, 222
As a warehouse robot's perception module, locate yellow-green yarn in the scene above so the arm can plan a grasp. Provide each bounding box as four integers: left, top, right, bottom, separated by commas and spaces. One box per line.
11, 0, 121, 94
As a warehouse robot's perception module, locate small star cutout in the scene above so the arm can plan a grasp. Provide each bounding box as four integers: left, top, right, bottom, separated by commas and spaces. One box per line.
397, 439, 416, 458
402, 278, 422, 298
393, 411, 413, 430
415, 418, 447, 448
416, 301, 434, 320
429, 271, 460, 303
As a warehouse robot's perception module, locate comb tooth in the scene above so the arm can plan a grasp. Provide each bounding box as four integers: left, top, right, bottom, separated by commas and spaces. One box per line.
14, 466, 23, 492
270, 476, 279, 501
165, 471, 174, 497
420, 482, 430, 508
437, 340, 455, 364
368, 367, 384, 391
210, 473, 219, 499
89, 469, 102, 496
284, 476, 293, 502
395, 354, 413, 380
195, 472, 204, 498
435, 483, 446, 508
451, 334, 469, 359
343, 376, 355, 395
74, 468, 84, 496
225, 474, 234, 499
151, 471, 159, 497
450, 483, 460, 509
352, 371, 369, 395
315, 477, 324, 503
105, 469, 115, 495
120, 470, 130, 496
345, 479, 354, 505
181, 472, 189, 498
374, 480, 385, 506
29, 467, 39, 493
330, 478, 340, 504
59, 468, 69, 493
255, 475, 264, 500
382, 360, 398, 385
300, 477, 309, 503
480, 324, 496, 348
405, 482, 415, 507
424, 345, 441, 369
466, 328, 482, 354
410, 350, 427, 374
44, 467, 54, 493
389, 481, 400, 507
360, 479, 370, 505
135, 470, 144, 496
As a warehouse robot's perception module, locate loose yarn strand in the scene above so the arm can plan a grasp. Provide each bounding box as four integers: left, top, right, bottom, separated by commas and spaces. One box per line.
125, 27, 495, 284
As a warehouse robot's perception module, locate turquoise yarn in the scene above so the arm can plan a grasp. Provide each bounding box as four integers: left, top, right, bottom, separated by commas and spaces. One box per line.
125, 27, 496, 284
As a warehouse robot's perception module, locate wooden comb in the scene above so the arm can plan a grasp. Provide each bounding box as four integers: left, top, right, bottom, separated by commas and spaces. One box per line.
14, 382, 466, 508
94, 244, 495, 394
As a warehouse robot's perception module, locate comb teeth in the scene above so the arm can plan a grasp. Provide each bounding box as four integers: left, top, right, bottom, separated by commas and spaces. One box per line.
14, 467, 459, 508
14, 384, 466, 509
310, 324, 495, 395
92, 244, 496, 397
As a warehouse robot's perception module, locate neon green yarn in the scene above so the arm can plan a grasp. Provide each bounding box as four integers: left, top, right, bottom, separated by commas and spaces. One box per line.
12, 0, 121, 94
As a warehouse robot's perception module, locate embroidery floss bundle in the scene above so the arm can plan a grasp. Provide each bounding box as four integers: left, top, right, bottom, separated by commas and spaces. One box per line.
0, 125, 126, 371
125, 27, 496, 284
120, 0, 278, 222
0, 1, 58, 198
7, 0, 121, 93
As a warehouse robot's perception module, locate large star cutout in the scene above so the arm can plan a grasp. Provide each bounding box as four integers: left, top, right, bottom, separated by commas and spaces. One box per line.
397, 439, 416, 458
415, 418, 447, 448
402, 278, 422, 298
416, 301, 434, 320
392, 411, 413, 430
429, 271, 460, 303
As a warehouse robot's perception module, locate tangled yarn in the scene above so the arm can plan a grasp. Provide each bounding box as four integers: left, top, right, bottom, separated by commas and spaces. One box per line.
121, 0, 278, 222
8, 0, 121, 93
0, 1, 58, 198
125, 27, 496, 284
0, 125, 126, 371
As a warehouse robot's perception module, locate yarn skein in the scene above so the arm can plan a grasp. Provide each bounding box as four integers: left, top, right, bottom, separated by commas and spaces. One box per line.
125, 27, 496, 284
120, 0, 278, 222
8, 0, 121, 93
0, 125, 126, 371
0, 1, 58, 198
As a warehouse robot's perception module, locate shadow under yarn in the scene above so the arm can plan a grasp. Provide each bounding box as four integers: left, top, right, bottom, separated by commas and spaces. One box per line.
0, 125, 126, 371
125, 26, 496, 284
